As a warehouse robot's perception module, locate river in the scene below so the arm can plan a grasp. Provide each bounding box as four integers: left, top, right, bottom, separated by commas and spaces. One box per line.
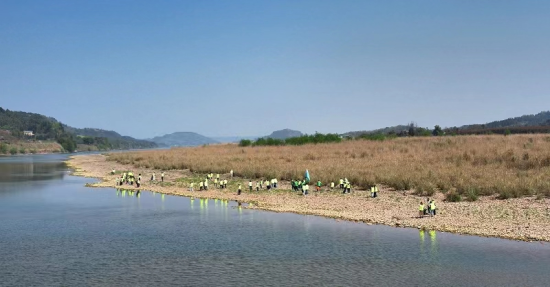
0, 154, 549, 286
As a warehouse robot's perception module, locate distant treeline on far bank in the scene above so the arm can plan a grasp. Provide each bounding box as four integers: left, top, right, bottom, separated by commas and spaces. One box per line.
242, 122, 550, 147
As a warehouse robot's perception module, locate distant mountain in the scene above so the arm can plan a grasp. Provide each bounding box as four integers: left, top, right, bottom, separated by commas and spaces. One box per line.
460, 111, 550, 130
342, 125, 410, 137
63, 126, 157, 149
210, 136, 259, 143
149, 132, 218, 147
267, 129, 303, 140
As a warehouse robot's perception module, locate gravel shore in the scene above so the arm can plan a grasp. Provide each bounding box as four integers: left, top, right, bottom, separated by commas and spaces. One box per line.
68, 154, 550, 242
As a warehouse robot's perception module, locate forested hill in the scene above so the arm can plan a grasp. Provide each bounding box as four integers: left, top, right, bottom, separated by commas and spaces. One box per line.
0, 107, 66, 138
0, 107, 156, 152
63, 126, 157, 149
461, 111, 550, 130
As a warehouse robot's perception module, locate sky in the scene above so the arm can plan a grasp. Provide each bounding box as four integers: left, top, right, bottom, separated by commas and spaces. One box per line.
1, 0, 549, 139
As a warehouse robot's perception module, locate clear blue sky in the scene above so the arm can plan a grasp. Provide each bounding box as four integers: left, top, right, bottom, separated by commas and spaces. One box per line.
1, 0, 549, 139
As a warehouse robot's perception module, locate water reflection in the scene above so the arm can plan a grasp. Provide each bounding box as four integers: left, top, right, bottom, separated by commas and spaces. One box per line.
0, 162, 66, 183
3, 155, 550, 286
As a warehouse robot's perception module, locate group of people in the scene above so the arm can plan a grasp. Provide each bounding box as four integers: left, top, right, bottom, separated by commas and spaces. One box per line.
111, 168, 435, 218
149, 172, 165, 182
418, 198, 437, 218
113, 169, 169, 189
189, 174, 229, 191
115, 171, 142, 188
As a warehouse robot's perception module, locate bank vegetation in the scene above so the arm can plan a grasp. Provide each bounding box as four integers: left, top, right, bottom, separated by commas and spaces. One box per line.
108, 134, 550, 201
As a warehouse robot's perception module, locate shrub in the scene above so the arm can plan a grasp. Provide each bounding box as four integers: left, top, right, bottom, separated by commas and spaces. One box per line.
9, 147, 18, 155
29, 149, 37, 154
19, 148, 26, 154
239, 139, 252, 147
0, 143, 7, 154
445, 192, 462, 202
465, 188, 479, 201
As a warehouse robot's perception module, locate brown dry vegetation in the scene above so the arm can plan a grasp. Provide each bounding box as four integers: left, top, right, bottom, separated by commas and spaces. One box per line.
107, 134, 550, 200
0, 141, 63, 155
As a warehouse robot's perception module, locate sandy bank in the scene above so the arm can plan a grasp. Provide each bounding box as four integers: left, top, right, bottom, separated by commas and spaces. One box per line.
67, 154, 550, 242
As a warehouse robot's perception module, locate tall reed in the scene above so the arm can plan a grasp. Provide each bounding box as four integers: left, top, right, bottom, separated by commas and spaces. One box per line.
108, 135, 550, 199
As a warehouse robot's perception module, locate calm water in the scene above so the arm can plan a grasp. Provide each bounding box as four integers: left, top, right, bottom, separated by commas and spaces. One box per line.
1, 155, 549, 286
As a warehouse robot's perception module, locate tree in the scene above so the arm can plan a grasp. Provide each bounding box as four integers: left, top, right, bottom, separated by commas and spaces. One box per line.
432, 125, 443, 136
408, 122, 417, 136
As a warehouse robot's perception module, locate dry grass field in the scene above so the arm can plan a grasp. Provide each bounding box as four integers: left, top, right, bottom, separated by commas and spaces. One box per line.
108, 134, 550, 201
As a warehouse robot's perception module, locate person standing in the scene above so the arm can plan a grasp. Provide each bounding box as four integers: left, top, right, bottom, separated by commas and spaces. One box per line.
249, 180, 253, 191
418, 202, 424, 218
256, 181, 260, 191
161, 172, 165, 182
330, 182, 334, 190
230, 170, 234, 178
237, 184, 242, 195
190, 182, 194, 191
199, 181, 204, 191
204, 179, 208, 190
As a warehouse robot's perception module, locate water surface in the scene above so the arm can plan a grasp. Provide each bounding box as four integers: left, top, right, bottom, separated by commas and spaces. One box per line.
1, 154, 549, 286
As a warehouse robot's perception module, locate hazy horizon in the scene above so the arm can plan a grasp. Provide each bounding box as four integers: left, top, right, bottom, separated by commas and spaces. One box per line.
2, 1, 549, 139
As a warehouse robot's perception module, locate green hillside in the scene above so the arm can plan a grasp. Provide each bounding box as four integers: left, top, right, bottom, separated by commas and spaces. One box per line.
0, 107, 156, 152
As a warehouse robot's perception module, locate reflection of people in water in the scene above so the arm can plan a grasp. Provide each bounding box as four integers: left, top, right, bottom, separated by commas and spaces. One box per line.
429, 230, 436, 245
419, 230, 425, 242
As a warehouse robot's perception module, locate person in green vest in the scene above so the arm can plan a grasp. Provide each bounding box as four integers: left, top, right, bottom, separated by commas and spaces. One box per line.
161, 172, 165, 182
237, 184, 242, 195
339, 178, 344, 189
266, 180, 271, 190
316, 180, 322, 192
224, 179, 228, 189
430, 200, 436, 216
330, 182, 335, 190
256, 181, 260, 191
371, 184, 379, 198
190, 182, 194, 191
248, 180, 253, 191
418, 202, 424, 218
199, 181, 204, 191
273, 178, 278, 188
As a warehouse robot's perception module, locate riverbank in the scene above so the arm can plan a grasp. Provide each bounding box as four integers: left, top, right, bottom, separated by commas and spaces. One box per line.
0, 141, 64, 155
68, 154, 550, 242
